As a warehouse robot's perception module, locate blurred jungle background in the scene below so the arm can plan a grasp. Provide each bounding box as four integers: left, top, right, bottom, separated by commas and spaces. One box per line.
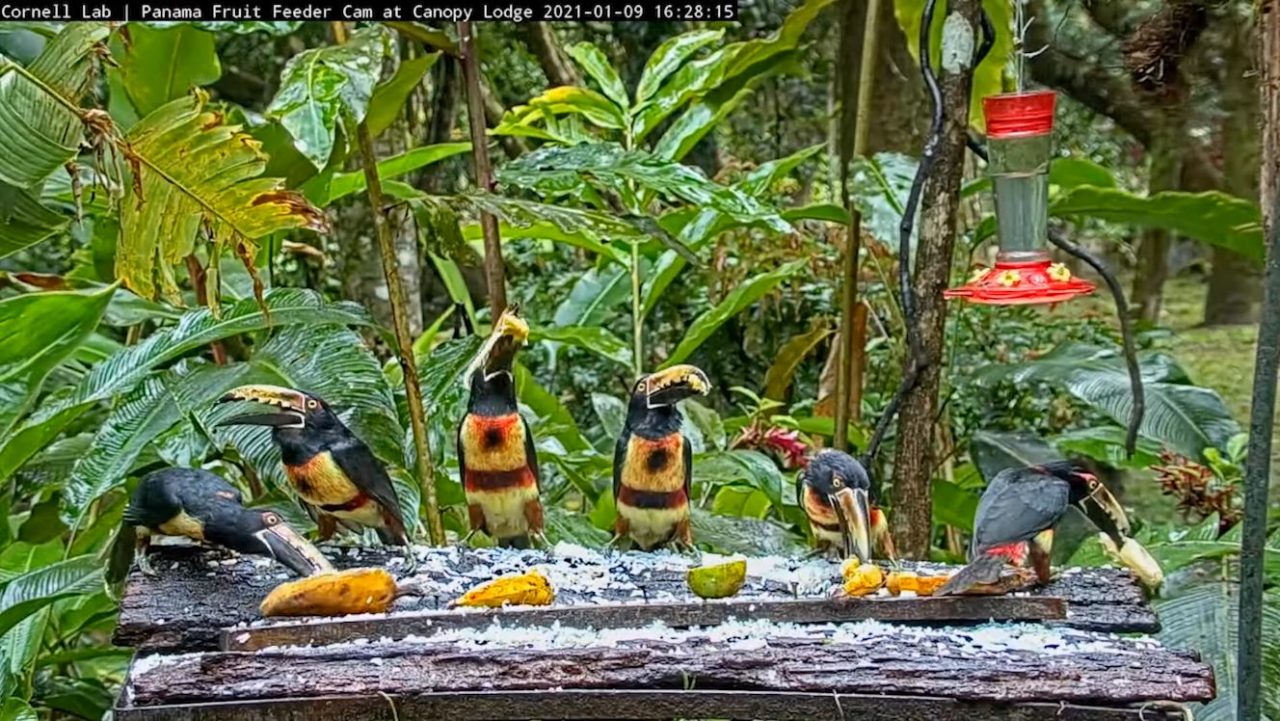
1, 2, 1278, 719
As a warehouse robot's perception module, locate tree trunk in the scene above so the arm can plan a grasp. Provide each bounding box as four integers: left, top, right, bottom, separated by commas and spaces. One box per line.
1130, 111, 1187, 324
1205, 8, 1262, 325
519, 22, 581, 88
889, 0, 981, 559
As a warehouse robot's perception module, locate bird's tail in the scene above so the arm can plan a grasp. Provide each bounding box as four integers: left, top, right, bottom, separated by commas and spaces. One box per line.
104, 522, 137, 589
935, 553, 1007, 596
496, 535, 531, 550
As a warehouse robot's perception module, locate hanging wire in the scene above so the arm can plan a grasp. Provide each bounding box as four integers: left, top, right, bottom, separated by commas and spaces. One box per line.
862, 0, 958, 468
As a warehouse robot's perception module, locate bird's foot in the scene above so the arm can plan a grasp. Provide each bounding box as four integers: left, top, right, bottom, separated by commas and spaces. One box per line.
400, 546, 418, 573
607, 533, 632, 553
136, 553, 158, 578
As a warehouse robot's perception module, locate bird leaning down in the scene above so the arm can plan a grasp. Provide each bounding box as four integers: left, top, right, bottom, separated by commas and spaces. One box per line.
106, 468, 332, 586
217, 384, 413, 566
457, 307, 546, 548
612, 364, 711, 552
797, 448, 895, 562
936, 460, 1130, 596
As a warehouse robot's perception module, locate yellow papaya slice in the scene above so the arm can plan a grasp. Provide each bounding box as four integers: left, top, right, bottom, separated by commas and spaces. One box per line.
260, 567, 398, 617
451, 570, 555, 608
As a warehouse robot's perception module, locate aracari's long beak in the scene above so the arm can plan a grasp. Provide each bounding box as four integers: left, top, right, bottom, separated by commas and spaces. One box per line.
255, 523, 334, 577
483, 308, 529, 375
218, 384, 307, 428
832, 487, 872, 563
643, 364, 711, 408
1078, 482, 1130, 548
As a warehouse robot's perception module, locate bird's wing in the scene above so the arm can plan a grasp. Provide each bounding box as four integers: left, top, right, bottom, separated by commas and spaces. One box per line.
682, 433, 693, 501
612, 430, 628, 503
330, 438, 407, 528
795, 466, 806, 514
455, 417, 468, 477
972, 470, 1070, 552
522, 417, 541, 492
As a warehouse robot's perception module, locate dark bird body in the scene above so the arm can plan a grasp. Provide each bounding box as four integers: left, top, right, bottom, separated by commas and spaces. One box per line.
937, 460, 1128, 596
219, 386, 409, 546
613, 365, 709, 551
107, 468, 331, 583
457, 310, 543, 547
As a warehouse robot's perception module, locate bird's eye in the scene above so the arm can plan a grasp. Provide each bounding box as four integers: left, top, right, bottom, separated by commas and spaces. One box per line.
263, 513, 280, 525
832, 477, 845, 488
307, 399, 318, 410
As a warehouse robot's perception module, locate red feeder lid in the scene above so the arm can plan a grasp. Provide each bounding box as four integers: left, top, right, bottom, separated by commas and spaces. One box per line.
984, 90, 1057, 138
944, 258, 1095, 306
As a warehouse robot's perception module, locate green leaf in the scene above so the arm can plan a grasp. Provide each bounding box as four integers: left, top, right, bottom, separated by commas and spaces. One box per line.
1049, 157, 1117, 190
712, 486, 772, 519
565, 42, 629, 110
781, 203, 850, 224
0, 182, 70, 257
973, 342, 1191, 386
324, 142, 471, 205
544, 506, 612, 547
932, 478, 981, 532
366, 53, 436, 139
532, 326, 631, 368
662, 259, 806, 368
636, 29, 725, 103
694, 450, 784, 513
116, 94, 329, 299
516, 85, 627, 130
553, 264, 631, 328
691, 508, 805, 556
117, 24, 221, 115
0, 289, 373, 483
969, 430, 1062, 482
0, 698, 36, 721
681, 399, 726, 451
590, 392, 627, 441
763, 319, 833, 400
1052, 426, 1163, 470
515, 363, 591, 453
1052, 186, 1264, 263
266, 25, 389, 168
458, 192, 636, 265
0, 286, 113, 439
737, 144, 823, 197
850, 152, 915, 248
896, 0, 1012, 128
0, 555, 100, 638
0, 23, 109, 188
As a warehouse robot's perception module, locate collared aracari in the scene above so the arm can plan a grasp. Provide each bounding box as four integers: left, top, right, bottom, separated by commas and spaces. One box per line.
936, 460, 1129, 596
217, 385, 411, 548
457, 309, 544, 548
797, 449, 895, 561
106, 468, 332, 584
613, 365, 710, 551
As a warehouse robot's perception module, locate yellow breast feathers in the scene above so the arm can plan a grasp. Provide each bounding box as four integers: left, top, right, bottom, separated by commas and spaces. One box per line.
461, 414, 529, 472
621, 435, 686, 492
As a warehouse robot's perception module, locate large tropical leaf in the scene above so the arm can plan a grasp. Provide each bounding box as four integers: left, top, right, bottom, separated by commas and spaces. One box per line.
0, 23, 109, 188
459, 192, 640, 265
565, 42, 629, 110
0, 286, 113, 440
116, 93, 329, 298
0, 289, 373, 483
116, 24, 221, 115
662, 259, 807, 368
366, 53, 437, 140
0, 539, 62, 698
531, 326, 631, 368
323, 142, 471, 205
972, 342, 1192, 387
763, 319, 833, 400
590, 392, 627, 442
553, 264, 632, 328
0, 555, 101, 638
737, 144, 823, 197
1051, 186, 1264, 263
0, 182, 70, 257
850, 153, 916, 248
635, 29, 725, 103
691, 508, 806, 555
694, 449, 785, 514
267, 25, 388, 169
969, 430, 1062, 481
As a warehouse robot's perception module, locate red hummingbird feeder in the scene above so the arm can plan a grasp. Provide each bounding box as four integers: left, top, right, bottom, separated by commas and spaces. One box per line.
945, 90, 1095, 305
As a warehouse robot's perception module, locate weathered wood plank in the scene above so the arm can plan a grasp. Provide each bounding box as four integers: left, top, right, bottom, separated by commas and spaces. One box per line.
115, 689, 1193, 721
222, 595, 1066, 651
127, 624, 1213, 706
114, 546, 1158, 652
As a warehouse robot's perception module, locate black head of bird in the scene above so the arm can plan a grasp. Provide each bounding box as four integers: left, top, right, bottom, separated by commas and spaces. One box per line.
801, 449, 873, 562
217, 385, 342, 439
210, 507, 332, 577
466, 307, 529, 414
1042, 460, 1130, 546
632, 364, 711, 413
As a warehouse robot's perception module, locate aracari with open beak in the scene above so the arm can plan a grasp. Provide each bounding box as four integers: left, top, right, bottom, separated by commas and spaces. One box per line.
457, 308, 544, 548
936, 460, 1129, 596
613, 365, 710, 551
797, 449, 876, 561
217, 385, 410, 548
106, 468, 333, 584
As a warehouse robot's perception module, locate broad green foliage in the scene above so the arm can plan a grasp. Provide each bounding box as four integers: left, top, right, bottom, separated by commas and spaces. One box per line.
0, 184, 70, 258
116, 93, 329, 298
267, 25, 389, 168
0, 23, 109, 189
116, 24, 221, 115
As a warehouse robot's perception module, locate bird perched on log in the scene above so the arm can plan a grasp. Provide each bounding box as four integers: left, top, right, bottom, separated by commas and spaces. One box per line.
613, 364, 710, 551
106, 468, 332, 584
457, 308, 544, 548
218, 385, 411, 550
937, 460, 1128, 596
797, 449, 895, 561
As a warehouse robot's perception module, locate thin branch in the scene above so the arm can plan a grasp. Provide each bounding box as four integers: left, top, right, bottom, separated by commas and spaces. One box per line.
333, 21, 444, 547
457, 20, 509, 318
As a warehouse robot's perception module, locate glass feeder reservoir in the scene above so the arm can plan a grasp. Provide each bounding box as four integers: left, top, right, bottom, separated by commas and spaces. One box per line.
945, 90, 1095, 305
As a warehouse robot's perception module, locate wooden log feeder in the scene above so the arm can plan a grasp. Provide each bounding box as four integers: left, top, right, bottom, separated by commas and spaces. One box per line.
113, 544, 1214, 720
